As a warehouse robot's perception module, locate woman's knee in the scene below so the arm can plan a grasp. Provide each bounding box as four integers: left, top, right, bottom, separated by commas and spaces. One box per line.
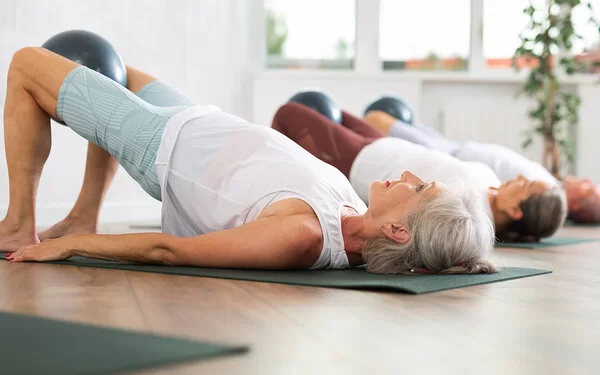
8, 48, 33, 84
6, 48, 52, 104
9, 47, 79, 118
272, 102, 320, 131
271, 104, 293, 132
9, 47, 48, 77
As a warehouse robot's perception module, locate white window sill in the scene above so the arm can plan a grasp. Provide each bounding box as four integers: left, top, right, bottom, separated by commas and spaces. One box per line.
255, 69, 599, 85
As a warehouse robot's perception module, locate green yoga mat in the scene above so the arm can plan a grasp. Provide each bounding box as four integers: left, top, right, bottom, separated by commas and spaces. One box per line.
0, 311, 247, 375
496, 236, 599, 249
1, 256, 550, 294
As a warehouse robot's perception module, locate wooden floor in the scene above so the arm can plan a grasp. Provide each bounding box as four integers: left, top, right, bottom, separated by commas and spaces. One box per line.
1, 224, 599, 375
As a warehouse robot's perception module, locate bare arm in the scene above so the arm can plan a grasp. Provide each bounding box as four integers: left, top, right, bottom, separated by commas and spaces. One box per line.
363, 111, 397, 134
9, 215, 323, 269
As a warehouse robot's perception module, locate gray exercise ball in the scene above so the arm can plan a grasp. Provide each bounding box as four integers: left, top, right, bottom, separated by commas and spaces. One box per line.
42, 30, 127, 86
364, 94, 413, 125
288, 89, 342, 124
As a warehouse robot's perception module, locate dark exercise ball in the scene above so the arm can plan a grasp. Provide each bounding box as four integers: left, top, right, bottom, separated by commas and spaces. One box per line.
364, 94, 413, 125
288, 89, 342, 124
42, 30, 127, 86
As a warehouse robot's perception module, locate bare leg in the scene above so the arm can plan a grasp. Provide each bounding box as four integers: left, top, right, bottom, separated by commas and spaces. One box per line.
0, 47, 79, 251
272, 103, 376, 178
39, 66, 158, 240
363, 111, 397, 134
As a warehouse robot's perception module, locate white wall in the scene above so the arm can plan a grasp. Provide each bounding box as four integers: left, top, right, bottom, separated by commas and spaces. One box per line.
0, 0, 261, 226
253, 72, 600, 183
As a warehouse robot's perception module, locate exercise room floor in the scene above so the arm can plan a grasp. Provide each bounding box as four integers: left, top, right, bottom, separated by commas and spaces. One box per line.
1, 224, 598, 375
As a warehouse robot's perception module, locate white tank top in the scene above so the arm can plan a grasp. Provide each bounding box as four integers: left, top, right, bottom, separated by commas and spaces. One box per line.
155, 106, 367, 269
455, 142, 558, 185
349, 138, 500, 216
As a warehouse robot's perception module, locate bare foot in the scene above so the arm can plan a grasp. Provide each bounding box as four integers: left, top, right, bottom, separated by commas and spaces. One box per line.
38, 217, 97, 241
0, 220, 40, 252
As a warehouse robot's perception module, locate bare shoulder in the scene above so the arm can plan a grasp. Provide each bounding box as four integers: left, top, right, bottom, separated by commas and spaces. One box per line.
296, 214, 323, 244
257, 197, 318, 219
254, 198, 324, 262
259, 213, 323, 249
287, 214, 324, 266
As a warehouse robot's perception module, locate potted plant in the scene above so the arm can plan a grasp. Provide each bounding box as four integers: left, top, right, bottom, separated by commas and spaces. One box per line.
513, 0, 600, 178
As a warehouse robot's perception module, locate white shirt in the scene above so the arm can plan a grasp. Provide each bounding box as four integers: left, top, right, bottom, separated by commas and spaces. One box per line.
155, 106, 367, 269
349, 138, 500, 214
455, 142, 558, 185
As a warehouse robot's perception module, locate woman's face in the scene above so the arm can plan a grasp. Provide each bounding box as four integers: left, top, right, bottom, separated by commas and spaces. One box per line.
494, 175, 550, 220
498, 175, 550, 203
367, 171, 443, 224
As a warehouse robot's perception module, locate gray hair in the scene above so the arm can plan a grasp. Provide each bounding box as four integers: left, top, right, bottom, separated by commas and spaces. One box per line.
568, 193, 600, 223
363, 183, 497, 275
499, 185, 567, 242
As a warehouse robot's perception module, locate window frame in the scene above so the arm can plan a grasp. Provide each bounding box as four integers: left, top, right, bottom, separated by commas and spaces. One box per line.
258, 0, 598, 82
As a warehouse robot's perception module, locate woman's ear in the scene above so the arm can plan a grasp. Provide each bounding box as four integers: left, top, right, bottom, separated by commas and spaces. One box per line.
381, 223, 411, 244
505, 203, 523, 220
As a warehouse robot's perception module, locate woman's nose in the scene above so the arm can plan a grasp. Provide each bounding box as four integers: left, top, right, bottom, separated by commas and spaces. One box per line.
403, 171, 415, 180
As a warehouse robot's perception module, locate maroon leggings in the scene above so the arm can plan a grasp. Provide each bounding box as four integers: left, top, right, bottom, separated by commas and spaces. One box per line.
271, 103, 385, 178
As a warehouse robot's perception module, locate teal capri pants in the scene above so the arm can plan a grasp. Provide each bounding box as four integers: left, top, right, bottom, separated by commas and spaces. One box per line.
56, 66, 195, 200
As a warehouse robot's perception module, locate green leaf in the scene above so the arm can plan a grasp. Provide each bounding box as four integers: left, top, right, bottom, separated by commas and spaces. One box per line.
524, 5, 536, 16
516, 0, 589, 164
522, 136, 534, 149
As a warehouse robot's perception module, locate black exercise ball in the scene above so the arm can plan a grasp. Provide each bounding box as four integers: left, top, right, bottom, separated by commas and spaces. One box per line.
42, 30, 127, 86
288, 89, 342, 124
364, 94, 413, 125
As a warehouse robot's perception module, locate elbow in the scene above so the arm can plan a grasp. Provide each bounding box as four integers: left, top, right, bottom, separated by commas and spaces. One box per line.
152, 235, 180, 265
158, 248, 178, 266
144, 246, 177, 265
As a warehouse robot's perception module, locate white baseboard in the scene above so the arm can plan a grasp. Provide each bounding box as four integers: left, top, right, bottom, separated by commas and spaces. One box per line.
0, 202, 162, 227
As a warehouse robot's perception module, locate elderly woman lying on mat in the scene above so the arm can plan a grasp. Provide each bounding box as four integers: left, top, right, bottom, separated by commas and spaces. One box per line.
0, 47, 495, 274
364, 108, 600, 224
271, 101, 567, 243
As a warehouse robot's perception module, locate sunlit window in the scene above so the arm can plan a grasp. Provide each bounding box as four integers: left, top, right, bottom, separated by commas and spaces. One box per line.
484, 0, 600, 72
265, 0, 356, 69
379, 0, 471, 71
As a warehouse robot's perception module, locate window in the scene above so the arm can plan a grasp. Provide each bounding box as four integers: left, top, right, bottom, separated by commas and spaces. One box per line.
571, 0, 600, 73
265, 0, 356, 69
483, 0, 533, 69
484, 0, 600, 72
379, 0, 471, 71
262, 0, 600, 74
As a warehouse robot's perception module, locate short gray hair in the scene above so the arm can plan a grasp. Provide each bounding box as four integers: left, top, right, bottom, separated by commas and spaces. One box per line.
568, 193, 600, 223
499, 185, 567, 242
362, 183, 497, 275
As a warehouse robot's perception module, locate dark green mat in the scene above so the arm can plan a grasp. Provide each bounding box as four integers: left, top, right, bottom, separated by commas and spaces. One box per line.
496, 236, 599, 249
0, 311, 247, 375
564, 220, 600, 227
1, 256, 550, 294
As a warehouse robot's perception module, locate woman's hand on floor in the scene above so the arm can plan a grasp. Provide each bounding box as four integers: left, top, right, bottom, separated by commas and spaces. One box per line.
6, 237, 73, 262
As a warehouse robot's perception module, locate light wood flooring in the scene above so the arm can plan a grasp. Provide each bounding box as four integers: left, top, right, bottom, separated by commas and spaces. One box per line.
1, 223, 599, 375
